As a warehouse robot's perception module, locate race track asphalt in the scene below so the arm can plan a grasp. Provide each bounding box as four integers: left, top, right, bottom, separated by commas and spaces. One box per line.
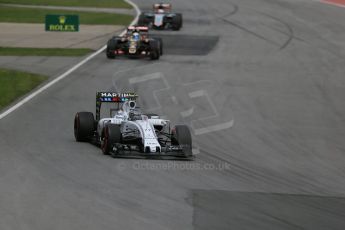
1, 0, 345, 229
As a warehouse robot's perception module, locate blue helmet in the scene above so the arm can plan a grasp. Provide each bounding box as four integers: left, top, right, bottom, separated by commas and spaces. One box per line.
132, 32, 140, 41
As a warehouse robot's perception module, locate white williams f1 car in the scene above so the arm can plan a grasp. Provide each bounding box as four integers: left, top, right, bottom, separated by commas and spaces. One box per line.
74, 92, 193, 159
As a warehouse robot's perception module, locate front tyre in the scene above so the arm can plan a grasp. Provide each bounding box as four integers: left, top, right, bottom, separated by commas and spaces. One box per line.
74, 112, 95, 142
172, 125, 192, 157
106, 39, 117, 59
101, 124, 121, 155
138, 13, 147, 26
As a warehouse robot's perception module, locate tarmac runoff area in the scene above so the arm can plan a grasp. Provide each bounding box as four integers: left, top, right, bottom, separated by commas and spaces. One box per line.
0, 23, 123, 77
0, 23, 123, 50
0, 3, 130, 81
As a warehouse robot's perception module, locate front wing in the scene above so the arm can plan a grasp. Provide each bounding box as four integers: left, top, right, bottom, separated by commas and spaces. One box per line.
110, 143, 194, 160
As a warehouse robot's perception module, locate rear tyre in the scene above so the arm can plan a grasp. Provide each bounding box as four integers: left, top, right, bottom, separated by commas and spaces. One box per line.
172, 125, 192, 157
106, 39, 117, 59
149, 40, 160, 60
155, 37, 163, 56
74, 112, 95, 142
101, 124, 121, 155
172, 14, 183, 30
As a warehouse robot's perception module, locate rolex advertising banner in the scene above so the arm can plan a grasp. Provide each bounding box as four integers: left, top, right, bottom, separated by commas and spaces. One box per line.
45, 15, 79, 32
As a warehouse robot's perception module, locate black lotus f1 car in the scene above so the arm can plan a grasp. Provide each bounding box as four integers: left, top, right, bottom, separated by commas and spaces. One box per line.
106, 26, 163, 60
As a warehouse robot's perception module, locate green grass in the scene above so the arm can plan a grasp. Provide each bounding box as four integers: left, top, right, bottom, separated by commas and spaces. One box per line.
0, 6, 133, 25
0, 47, 94, 56
0, 68, 47, 110
0, 0, 131, 8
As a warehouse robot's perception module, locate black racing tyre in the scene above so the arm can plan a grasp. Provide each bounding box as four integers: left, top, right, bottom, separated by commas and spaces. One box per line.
149, 40, 160, 60
172, 13, 183, 30
101, 124, 121, 155
74, 112, 95, 142
154, 37, 163, 56
179, 14, 183, 28
172, 125, 192, 156
106, 39, 117, 59
138, 13, 147, 26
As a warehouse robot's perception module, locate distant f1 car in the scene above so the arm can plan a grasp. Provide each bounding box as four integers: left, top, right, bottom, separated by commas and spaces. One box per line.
138, 3, 183, 30
106, 26, 163, 60
74, 92, 193, 159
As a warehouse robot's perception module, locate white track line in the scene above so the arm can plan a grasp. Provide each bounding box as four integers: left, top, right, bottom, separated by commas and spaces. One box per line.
0, 0, 141, 120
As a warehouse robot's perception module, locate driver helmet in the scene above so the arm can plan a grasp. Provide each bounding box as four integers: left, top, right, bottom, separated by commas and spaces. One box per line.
132, 32, 140, 41
115, 109, 124, 117
115, 109, 128, 121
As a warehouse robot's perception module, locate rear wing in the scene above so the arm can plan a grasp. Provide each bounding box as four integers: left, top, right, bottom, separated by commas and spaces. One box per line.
153, 3, 172, 11
127, 26, 149, 32
96, 92, 138, 120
